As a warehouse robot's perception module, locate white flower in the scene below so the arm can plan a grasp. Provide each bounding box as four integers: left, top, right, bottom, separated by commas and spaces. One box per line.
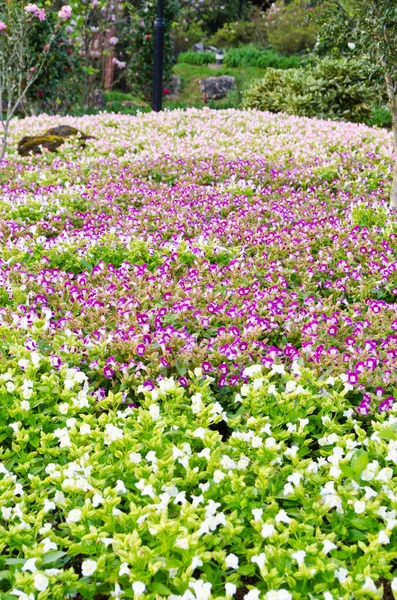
322, 539, 337, 554
252, 508, 263, 521
225, 553, 239, 569
20, 401, 30, 411
116, 480, 127, 494
82, 559, 97, 576
132, 581, 146, 596
194, 367, 203, 377
285, 380, 296, 393
213, 469, 226, 483
43, 500, 56, 513
353, 500, 366, 514
265, 591, 292, 600
33, 573, 49, 592
66, 508, 82, 523
148, 404, 160, 420
391, 578, 397, 592
376, 467, 393, 482
80, 423, 91, 435
175, 537, 189, 549
242, 364, 262, 378
6, 381, 15, 392
225, 583, 237, 597
22, 558, 37, 573
119, 562, 131, 576
265, 437, 276, 449
104, 423, 124, 445
362, 576, 377, 592
244, 589, 261, 600
158, 377, 176, 393
191, 392, 204, 414
129, 452, 142, 463
189, 580, 212, 600
58, 403, 69, 414
378, 530, 390, 545
261, 523, 275, 538
251, 553, 266, 569
291, 550, 306, 566
191, 556, 203, 570
42, 538, 57, 553
193, 427, 206, 439
334, 568, 349, 583
275, 509, 291, 524
347, 42, 356, 50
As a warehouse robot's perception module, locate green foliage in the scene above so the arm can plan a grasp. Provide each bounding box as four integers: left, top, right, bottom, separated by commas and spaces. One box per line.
177, 51, 216, 66
224, 45, 302, 69
243, 57, 376, 123
369, 105, 392, 129
266, 0, 323, 56
351, 203, 388, 228
26, 15, 84, 115
171, 18, 205, 55
207, 17, 267, 49
125, 0, 179, 102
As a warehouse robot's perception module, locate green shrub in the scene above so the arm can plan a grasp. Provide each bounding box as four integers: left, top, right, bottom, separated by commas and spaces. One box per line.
266, 0, 322, 56
208, 12, 268, 49
224, 45, 302, 69
368, 105, 392, 129
171, 19, 206, 55
243, 57, 376, 123
177, 51, 216, 66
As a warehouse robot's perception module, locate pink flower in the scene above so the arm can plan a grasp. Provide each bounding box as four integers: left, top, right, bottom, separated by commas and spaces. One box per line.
0, 21, 7, 31
24, 4, 46, 20
58, 5, 72, 20
24, 3, 39, 14
109, 36, 119, 45
112, 57, 126, 69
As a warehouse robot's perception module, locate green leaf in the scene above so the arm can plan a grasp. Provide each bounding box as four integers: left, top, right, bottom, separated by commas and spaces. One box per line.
151, 583, 173, 596
42, 551, 67, 565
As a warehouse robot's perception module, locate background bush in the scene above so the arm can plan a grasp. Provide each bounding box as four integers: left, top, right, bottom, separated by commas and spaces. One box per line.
171, 19, 206, 55
266, 0, 322, 56
243, 57, 376, 123
224, 45, 302, 69
125, 0, 179, 102
177, 51, 216, 66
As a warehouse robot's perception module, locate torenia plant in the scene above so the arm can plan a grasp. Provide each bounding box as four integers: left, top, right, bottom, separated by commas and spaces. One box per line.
0, 1, 72, 161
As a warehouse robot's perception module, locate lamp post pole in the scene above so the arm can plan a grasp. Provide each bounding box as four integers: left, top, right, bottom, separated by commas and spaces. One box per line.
152, 0, 165, 112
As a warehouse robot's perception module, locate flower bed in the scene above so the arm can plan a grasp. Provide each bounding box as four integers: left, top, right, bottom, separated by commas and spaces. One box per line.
0, 109, 397, 598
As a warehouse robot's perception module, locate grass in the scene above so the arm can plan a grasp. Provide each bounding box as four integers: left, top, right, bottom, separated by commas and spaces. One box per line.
163, 64, 267, 110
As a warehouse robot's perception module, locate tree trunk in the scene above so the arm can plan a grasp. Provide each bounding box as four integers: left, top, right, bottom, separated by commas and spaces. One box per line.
385, 71, 397, 208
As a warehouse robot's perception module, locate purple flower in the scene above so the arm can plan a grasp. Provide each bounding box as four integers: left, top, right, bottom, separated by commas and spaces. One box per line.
51, 355, 62, 369
25, 339, 38, 351
379, 396, 395, 412
103, 365, 115, 379
136, 344, 146, 356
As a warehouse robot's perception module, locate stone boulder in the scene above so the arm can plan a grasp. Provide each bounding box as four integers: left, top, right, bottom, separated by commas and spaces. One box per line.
192, 42, 206, 52
199, 76, 236, 101
17, 126, 94, 156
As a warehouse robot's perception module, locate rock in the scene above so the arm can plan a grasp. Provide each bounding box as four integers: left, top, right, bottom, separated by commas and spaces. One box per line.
199, 76, 236, 101
93, 89, 106, 109
17, 135, 66, 156
168, 75, 181, 97
17, 126, 94, 156
192, 42, 206, 52
44, 125, 94, 141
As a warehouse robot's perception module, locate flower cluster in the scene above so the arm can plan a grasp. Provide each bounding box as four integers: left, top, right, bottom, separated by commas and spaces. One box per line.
0, 109, 397, 598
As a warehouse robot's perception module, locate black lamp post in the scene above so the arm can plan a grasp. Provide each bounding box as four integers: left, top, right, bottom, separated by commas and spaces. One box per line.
152, 0, 165, 112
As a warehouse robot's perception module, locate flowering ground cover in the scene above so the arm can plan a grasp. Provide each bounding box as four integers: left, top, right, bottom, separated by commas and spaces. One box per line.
1, 109, 397, 599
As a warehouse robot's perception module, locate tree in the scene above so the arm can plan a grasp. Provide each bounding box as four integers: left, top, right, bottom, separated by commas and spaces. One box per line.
318, 0, 397, 209
0, 1, 72, 161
